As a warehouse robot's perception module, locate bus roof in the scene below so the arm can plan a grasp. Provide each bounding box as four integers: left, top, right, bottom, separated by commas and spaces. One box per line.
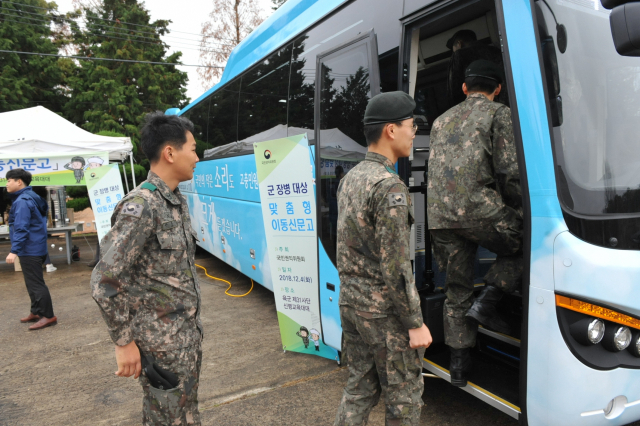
179, 0, 347, 115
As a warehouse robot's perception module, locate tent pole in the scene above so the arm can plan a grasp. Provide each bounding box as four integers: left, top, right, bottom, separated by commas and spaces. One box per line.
121, 163, 130, 193
129, 152, 137, 188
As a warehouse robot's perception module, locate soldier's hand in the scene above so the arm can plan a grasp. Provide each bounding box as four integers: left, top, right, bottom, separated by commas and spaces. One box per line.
114, 341, 141, 379
408, 324, 433, 349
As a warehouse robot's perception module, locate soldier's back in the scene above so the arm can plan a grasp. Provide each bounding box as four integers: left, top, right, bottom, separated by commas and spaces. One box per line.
427, 94, 510, 229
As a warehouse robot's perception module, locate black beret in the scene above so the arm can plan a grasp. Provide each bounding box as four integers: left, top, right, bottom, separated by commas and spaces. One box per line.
363, 91, 416, 125
464, 60, 504, 83
446, 29, 477, 50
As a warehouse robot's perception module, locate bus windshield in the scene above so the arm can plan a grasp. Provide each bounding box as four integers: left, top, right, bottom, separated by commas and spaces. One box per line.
540, 0, 640, 216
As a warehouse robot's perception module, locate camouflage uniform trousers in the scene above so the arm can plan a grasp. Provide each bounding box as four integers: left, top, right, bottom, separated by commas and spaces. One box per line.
140, 344, 202, 426
335, 306, 424, 426
430, 208, 523, 349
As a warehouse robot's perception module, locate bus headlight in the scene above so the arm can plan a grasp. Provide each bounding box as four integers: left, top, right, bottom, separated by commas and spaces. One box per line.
570, 318, 605, 345
628, 331, 640, 358
602, 325, 632, 352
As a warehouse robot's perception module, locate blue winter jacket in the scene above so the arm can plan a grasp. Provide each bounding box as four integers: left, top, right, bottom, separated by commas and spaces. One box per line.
8, 187, 48, 257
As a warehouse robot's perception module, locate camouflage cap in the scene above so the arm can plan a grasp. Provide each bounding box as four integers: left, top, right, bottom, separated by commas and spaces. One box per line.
363, 91, 416, 125
464, 60, 504, 83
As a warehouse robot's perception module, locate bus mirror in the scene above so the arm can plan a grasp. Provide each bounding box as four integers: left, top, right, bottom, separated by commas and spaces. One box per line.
601, 0, 633, 9
609, 3, 640, 57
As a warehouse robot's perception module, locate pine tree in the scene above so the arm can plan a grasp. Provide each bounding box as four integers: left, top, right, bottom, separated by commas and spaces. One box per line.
0, 0, 72, 113
64, 0, 189, 158
271, 0, 286, 10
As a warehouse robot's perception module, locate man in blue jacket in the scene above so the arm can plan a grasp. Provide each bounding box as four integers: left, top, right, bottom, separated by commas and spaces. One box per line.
6, 168, 57, 330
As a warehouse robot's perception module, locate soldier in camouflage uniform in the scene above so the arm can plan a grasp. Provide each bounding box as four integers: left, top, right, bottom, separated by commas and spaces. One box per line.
335, 91, 432, 426
91, 112, 202, 425
427, 60, 523, 387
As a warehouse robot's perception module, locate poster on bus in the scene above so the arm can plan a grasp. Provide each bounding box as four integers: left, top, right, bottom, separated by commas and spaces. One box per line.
85, 163, 125, 241
254, 134, 336, 361
0, 152, 109, 186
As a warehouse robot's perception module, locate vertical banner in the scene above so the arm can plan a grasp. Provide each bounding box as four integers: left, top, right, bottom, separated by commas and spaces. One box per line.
254, 134, 337, 361
85, 163, 125, 241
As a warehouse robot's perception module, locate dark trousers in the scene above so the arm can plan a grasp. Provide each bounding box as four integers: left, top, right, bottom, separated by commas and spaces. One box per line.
20, 255, 55, 318
430, 209, 523, 349
335, 306, 424, 426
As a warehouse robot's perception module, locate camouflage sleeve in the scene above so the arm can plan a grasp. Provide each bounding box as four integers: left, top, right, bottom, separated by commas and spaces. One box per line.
90, 196, 153, 346
373, 182, 424, 330
492, 106, 522, 210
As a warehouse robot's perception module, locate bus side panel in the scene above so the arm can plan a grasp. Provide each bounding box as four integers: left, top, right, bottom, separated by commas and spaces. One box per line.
184, 191, 273, 291
503, 1, 640, 424
191, 155, 261, 202
319, 239, 341, 351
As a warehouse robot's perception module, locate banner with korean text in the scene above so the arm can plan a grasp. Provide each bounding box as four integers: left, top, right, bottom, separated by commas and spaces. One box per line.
85, 163, 125, 241
0, 153, 109, 186
254, 134, 338, 361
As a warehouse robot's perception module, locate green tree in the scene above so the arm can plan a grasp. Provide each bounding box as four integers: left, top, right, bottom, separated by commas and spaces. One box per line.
0, 0, 72, 112
271, 0, 287, 10
64, 0, 189, 159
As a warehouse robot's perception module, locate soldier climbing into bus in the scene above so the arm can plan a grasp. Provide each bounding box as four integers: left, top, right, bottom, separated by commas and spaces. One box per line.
427, 60, 523, 387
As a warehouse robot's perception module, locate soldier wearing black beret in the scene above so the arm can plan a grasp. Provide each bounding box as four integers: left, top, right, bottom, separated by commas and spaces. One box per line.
334, 91, 433, 426
427, 60, 523, 387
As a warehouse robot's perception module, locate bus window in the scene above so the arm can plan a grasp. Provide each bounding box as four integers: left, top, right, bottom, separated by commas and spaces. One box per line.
537, 1, 640, 249
316, 33, 379, 264
207, 79, 240, 150
181, 96, 211, 158
238, 44, 292, 141
288, 36, 315, 134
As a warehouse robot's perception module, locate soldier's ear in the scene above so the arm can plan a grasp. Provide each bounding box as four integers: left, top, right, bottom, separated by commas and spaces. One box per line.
494, 84, 502, 97
384, 122, 395, 140
462, 83, 469, 96
161, 145, 175, 164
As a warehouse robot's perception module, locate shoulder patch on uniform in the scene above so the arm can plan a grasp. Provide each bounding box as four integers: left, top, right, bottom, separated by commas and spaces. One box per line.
388, 192, 407, 207
141, 182, 157, 191
120, 201, 144, 218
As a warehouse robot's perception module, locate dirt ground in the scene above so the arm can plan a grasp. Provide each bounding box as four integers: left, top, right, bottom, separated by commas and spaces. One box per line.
0, 235, 636, 426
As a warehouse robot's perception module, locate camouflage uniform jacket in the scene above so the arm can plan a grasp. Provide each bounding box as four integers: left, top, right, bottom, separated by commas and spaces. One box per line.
427, 93, 521, 229
91, 171, 203, 352
336, 152, 423, 330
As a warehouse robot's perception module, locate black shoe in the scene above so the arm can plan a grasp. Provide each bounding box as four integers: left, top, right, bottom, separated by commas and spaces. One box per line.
449, 347, 472, 387
466, 284, 511, 335
86, 260, 98, 267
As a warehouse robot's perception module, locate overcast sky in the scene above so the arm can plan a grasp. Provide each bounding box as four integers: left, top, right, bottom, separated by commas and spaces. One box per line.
53, 0, 276, 104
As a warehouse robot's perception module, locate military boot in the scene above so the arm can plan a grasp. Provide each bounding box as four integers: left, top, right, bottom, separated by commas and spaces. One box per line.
466, 284, 511, 335
449, 347, 472, 387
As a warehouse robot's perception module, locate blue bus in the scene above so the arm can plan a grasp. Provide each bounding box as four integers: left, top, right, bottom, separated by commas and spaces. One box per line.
170, 0, 640, 423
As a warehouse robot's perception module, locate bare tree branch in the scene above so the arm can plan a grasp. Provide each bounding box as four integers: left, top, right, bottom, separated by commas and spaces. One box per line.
197, 0, 264, 89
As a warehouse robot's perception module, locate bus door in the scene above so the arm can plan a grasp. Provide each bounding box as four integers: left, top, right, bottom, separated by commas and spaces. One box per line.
400, 0, 523, 421
314, 30, 381, 353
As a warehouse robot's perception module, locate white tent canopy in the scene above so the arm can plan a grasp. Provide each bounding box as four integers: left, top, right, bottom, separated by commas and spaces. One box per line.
204, 124, 368, 161
0, 106, 133, 162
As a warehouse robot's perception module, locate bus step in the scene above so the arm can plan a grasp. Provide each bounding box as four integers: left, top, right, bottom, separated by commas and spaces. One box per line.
423, 344, 520, 420
478, 325, 521, 347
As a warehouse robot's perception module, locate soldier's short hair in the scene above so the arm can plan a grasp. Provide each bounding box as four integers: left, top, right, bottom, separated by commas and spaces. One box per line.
6, 168, 32, 186
140, 112, 195, 163
363, 121, 402, 146
465, 76, 499, 95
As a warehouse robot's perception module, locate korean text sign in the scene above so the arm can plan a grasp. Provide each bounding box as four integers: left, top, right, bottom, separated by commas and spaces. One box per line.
0, 153, 109, 186
85, 163, 125, 241
254, 134, 336, 361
